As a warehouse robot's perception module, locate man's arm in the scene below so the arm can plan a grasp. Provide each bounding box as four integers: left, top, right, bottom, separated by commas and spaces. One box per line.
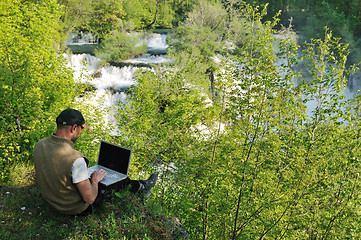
76, 169, 107, 204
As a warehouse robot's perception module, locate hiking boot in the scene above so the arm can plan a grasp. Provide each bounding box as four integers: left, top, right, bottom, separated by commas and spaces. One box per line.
139, 174, 158, 199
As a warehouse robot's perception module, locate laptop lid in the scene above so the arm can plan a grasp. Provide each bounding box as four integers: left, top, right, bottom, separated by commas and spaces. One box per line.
97, 140, 131, 175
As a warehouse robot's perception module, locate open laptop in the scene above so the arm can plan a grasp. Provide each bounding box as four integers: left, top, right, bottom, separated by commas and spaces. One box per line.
88, 140, 131, 186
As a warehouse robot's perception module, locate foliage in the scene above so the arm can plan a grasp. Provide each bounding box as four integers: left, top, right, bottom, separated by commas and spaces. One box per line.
86, 0, 126, 37
95, 30, 147, 64
167, 0, 228, 95
0, 0, 83, 183
242, 0, 361, 65
58, 0, 95, 37
3, 0, 361, 239
0, 171, 183, 239
59, 0, 198, 38
115, 2, 361, 239
122, 0, 157, 30
59, 0, 126, 38
115, 66, 211, 178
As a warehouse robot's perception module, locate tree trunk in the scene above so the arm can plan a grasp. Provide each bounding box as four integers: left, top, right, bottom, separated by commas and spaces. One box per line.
146, 0, 160, 29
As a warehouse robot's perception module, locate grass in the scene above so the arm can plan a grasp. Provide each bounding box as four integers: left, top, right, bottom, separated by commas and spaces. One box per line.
0, 162, 188, 239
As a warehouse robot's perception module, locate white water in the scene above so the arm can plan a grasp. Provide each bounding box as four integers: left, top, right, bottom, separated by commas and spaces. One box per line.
65, 32, 359, 133
65, 54, 138, 90
65, 33, 169, 134
66, 32, 99, 44
66, 33, 169, 98
123, 53, 170, 64
138, 32, 168, 53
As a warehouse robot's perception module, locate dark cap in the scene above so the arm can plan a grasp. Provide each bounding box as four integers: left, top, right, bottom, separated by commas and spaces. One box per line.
56, 109, 92, 131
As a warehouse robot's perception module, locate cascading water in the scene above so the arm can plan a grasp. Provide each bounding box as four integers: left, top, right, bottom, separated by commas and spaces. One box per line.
64, 32, 359, 134
64, 33, 170, 135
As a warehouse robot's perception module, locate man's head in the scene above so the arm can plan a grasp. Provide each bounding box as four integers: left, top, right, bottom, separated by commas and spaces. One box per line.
56, 109, 91, 131
56, 109, 91, 143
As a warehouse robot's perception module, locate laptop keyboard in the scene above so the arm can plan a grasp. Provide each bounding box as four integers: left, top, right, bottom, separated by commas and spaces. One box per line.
88, 169, 120, 179
106, 172, 120, 179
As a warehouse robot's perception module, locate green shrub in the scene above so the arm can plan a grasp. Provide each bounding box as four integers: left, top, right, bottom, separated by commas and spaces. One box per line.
95, 31, 147, 64
0, 0, 82, 184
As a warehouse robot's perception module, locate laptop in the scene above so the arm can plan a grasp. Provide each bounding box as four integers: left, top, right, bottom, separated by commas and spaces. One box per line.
88, 140, 131, 186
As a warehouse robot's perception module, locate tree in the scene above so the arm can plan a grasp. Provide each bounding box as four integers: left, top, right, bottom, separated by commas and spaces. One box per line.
167, 0, 228, 95
0, 0, 82, 182
116, 3, 361, 239
59, 0, 126, 39
95, 30, 147, 64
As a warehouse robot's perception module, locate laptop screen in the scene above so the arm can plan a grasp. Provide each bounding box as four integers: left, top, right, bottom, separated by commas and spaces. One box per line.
97, 140, 131, 175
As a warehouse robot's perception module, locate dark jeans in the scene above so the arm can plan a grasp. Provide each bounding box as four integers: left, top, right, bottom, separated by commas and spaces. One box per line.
97, 177, 141, 201
76, 177, 141, 216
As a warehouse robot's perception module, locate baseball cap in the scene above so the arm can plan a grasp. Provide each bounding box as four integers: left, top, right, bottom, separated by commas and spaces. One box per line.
56, 108, 92, 131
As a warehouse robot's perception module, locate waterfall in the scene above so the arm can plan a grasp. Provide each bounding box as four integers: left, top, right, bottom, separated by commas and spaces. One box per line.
65, 31, 359, 131
64, 33, 170, 135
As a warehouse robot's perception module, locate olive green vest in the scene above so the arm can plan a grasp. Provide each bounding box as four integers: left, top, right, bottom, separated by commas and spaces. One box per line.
33, 134, 90, 215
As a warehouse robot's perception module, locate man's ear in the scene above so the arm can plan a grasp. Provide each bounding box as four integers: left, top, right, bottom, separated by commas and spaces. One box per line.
70, 124, 77, 133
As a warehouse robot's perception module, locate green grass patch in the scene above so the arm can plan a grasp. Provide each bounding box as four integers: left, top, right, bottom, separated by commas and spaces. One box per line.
0, 162, 187, 239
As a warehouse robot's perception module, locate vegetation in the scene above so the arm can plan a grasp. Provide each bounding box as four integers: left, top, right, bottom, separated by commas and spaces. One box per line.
61, 0, 361, 66
115, 2, 361, 239
242, 0, 361, 64
95, 30, 147, 64
59, 0, 196, 38
0, 165, 185, 239
0, 0, 81, 182
2, 0, 361, 239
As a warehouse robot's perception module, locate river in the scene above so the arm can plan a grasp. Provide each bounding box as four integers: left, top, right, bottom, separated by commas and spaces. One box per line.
64, 32, 360, 132
64, 32, 170, 135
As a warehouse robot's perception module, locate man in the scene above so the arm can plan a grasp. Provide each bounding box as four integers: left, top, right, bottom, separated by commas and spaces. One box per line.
33, 108, 157, 215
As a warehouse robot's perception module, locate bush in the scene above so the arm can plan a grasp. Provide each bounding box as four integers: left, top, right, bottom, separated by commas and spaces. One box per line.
95, 31, 147, 64
0, 0, 82, 183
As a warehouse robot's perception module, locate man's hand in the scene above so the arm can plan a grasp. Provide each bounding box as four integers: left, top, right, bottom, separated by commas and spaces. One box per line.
91, 169, 107, 184
77, 169, 107, 204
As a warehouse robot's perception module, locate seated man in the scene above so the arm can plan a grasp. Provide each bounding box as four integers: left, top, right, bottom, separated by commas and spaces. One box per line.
33, 108, 157, 216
